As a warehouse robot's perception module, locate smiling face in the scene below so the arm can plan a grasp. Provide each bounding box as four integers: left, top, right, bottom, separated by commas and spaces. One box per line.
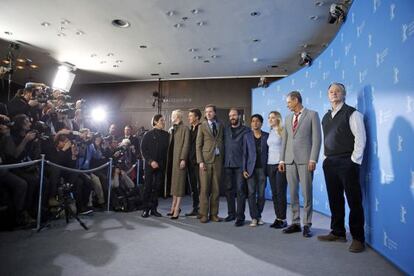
251, 116, 262, 131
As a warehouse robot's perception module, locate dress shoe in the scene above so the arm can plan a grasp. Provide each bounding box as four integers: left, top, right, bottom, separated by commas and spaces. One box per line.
200, 216, 209, 223
167, 208, 181, 216
150, 209, 162, 217
224, 215, 235, 222
234, 219, 245, 227
317, 232, 347, 242
282, 224, 302, 234
303, 225, 312, 238
185, 208, 199, 217
170, 209, 181, 219
210, 215, 223, 222
141, 210, 150, 218
349, 240, 365, 253
270, 219, 287, 229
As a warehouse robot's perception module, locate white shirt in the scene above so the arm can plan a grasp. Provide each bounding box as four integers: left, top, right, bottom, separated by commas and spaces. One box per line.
267, 128, 282, 165
330, 102, 366, 165
291, 107, 305, 125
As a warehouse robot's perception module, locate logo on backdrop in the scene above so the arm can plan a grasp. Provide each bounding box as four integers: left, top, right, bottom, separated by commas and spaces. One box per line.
407, 96, 413, 113
353, 55, 357, 66
381, 169, 394, 184
330, 49, 334, 57
402, 21, 414, 42
400, 206, 407, 224
351, 13, 355, 24
397, 135, 403, 152
342, 70, 346, 80
375, 197, 379, 211
334, 59, 341, 70
357, 21, 365, 38
393, 67, 400, 84
359, 69, 368, 83
383, 231, 398, 250
291, 79, 295, 86
376, 48, 388, 67
410, 170, 414, 195
390, 4, 396, 21
345, 43, 352, 56
368, 34, 373, 48
379, 109, 392, 125
318, 60, 323, 69
323, 71, 330, 80
310, 80, 317, 88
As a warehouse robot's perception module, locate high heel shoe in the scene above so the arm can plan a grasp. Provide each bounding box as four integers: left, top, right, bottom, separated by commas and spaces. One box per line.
167, 208, 181, 217
171, 209, 181, 220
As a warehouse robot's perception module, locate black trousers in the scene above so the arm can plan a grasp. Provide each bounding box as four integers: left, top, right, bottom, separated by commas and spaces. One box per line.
187, 163, 200, 209
0, 170, 27, 213
143, 165, 164, 211
224, 167, 245, 218
267, 164, 288, 220
323, 156, 365, 242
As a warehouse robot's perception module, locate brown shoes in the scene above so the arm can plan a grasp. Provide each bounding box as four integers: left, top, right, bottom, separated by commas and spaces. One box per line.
349, 240, 365, 253
210, 215, 223, 222
199, 216, 209, 223
317, 232, 347, 242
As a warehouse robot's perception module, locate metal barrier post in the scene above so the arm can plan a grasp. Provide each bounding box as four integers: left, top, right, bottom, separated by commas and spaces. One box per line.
106, 158, 113, 212
136, 160, 140, 187
36, 154, 46, 231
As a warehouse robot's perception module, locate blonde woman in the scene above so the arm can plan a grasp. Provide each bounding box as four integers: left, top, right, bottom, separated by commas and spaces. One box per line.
267, 111, 288, 229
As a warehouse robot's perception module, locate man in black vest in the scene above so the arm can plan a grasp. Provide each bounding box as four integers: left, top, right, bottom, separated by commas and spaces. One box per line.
318, 83, 367, 253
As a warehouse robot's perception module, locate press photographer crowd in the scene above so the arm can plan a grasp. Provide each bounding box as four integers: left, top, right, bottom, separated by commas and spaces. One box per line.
0, 82, 146, 230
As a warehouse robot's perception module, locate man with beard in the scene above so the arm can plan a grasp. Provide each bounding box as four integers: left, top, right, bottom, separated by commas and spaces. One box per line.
223, 108, 250, 226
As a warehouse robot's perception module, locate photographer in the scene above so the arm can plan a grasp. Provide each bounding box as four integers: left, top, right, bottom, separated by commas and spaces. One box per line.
112, 138, 136, 191
7, 88, 40, 118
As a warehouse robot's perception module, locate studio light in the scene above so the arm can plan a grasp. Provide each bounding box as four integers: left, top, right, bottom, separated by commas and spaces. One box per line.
52, 64, 76, 92
91, 106, 107, 122
299, 52, 313, 67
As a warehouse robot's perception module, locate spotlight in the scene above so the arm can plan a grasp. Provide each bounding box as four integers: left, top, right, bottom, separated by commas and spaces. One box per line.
328, 3, 346, 24
299, 52, 313, 67
91, 107, 107, 122
52, 64, 76, 92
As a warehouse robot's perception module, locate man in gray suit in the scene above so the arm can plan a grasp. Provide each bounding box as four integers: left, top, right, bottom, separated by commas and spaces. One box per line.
279, 91, 321, 237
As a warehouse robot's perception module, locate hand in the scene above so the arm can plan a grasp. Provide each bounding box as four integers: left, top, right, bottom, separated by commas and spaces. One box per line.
28, 99, 39, 107
62, 140, 72, 151
278, 163, 285, 172
150, 161, 159, 169
199, 162, 206, 172
0, 125, 10, 135
243, 171, 249, 179
308, 161, 316, 172
71, 144, 79, 156
0, 114, 10, 122
24, 131, 37, 142
179, 160, 186, 169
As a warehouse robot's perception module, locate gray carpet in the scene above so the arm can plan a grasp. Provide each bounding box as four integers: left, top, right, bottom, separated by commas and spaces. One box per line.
0, 197, 403, 276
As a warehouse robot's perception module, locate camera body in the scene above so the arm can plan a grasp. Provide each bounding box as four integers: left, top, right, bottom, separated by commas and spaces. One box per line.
328, 3, 346, 24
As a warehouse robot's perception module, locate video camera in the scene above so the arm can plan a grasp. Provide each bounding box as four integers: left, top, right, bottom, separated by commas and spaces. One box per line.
26, 82, 53, 104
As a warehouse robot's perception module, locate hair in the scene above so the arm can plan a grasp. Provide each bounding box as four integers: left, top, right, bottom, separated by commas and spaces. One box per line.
152, 114, 163, 126
287, 91, 302, 104
172, 109, 183, 120
268, 111, 283, 136
328, 82, 347, 96
189, 108, 202, 120
204, 104, 216, 113
229, 108, 240, 115
12, 114, 29, 132
251, 114, 263, 124
124, 124, 132, 130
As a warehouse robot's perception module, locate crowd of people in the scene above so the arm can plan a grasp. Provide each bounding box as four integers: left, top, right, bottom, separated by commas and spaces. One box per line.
1, 82, 367, 253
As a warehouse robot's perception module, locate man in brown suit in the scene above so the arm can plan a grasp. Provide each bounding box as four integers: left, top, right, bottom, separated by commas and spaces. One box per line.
196, 104, 224, 223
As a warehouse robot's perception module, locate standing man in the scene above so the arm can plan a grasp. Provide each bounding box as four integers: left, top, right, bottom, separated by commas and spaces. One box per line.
223, 108, 249, 224
140, 114, 169, 218
196, 104, 224, 223
318, 83, 366, 253
279, 91, 321, 238
185, 108, 202, 217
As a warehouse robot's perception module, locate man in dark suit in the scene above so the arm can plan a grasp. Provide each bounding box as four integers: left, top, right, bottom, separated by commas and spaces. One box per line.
185, 108, 202, 217
196, 104, 224, 223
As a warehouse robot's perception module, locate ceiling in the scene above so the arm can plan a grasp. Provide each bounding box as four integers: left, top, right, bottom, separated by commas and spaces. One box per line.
0, 0, 344, 86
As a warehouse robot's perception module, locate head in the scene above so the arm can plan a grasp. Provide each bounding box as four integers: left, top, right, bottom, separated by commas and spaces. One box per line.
152, 114, 165, 129
12, 114, 31, 133
250, 114, 263, 131
327, 82, 346, 105
124, 125, 132, 137
204, 104, 216, 121
286, 91, 303, 113
74, 109, 82, 120
22, 88, 33, 101
268, 111, 282, 128
109, 124, 117, 135
79, 128, 90, 140
228, 108, 240, 127
171, 109, 183, 124
55, 133, 69, 150
188, 108, 202, 125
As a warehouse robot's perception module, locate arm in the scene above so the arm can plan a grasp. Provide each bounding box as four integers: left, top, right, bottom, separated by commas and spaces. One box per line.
309, 111, 322, 163
180, 127, 190, 169
195, 124, 204, 164
278, 123, 287, 172
349, 111, 366, 165
242, 133, 249, 178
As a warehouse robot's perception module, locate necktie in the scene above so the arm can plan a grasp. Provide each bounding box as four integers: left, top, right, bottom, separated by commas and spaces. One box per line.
212, 122, 217, 137
292, 112, 301, 132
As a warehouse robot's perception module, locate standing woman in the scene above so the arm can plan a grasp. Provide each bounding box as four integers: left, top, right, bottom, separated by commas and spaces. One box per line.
267, 111, 288, 229
167, 110, 190, 219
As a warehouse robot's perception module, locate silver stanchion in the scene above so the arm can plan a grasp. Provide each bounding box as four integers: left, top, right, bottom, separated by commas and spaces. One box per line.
136, 159, 140, 187
106, 158, 113, 212
36, 154, 46, 231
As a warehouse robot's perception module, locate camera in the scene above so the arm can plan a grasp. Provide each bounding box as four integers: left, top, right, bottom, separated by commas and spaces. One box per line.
328, 3, 346, 24
0, 117, 14, 128
31, 121, 50, 140
57, 181, 77, 215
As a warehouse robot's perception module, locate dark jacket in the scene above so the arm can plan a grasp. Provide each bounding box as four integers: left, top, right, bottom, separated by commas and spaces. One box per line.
188, 123, 200, 166
224, 124, 250, 168
140, 128, 169, 171
242, 130, 269, 177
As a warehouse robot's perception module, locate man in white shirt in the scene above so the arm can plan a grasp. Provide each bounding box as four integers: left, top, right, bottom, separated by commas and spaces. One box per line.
318, 82, 367, 253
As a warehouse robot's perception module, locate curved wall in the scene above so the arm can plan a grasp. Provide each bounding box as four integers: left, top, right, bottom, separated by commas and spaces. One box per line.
252, 1, 414, 273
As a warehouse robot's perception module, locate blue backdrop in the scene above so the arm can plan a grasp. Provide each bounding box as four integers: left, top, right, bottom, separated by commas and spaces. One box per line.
252, 1, 414, 274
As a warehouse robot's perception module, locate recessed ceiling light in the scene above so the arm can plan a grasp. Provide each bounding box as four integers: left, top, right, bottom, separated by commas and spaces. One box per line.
191, 9, 199, 14
16, 65, 25, 70
189, 48, 197, 52
107, 53, 114, 57
61, 19, 71, 25
193, 56, 202, 59
90, 54, 97, 58
253, 39, 261, 43
115, 60, 123, 63
30, 64, 38, 69
41, 22, 51, 27
250, 11, 261, 17
100, 61, 107, 64
207, 47, 216, 51
315, 1, 324, 6
309, 15, 319, 20
170, 72, 180, 75
166, 11, 175, 16
157, 62, 162, 65
182, 17, 189, 21
151, 73, 160, 76
76, 30, 85, 35
196, 21, 205, 26
17, 58, 25, 63
252, 57, 259, 63
271, 65, 279, 68
112, 19, 131, 28
211, 55, 219, 59
2, 59, 10, 64
4, 31, 13, 35
322, 43, 328, 47
139, 45, 147, 49
204, 60, 210, 63
57, 32, 66, 37
113, 64, 119, 68
173, 23, 182, 28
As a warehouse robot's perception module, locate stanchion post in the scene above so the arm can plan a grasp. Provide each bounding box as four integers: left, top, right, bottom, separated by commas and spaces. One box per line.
36, 154, 45, 231
136, 159, 140, 187
106, 158, 113, 212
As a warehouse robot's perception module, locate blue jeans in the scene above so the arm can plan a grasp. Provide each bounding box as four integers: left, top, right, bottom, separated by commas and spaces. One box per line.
247, 168, 266, 220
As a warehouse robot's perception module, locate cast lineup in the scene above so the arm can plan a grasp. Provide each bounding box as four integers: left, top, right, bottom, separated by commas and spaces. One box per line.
140, 83, 367, 253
